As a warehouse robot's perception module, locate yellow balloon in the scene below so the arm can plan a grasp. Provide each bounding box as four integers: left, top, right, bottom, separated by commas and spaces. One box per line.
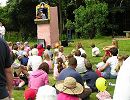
96, 77, 107, 92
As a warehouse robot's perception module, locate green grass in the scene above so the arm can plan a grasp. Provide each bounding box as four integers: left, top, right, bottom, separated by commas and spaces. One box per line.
13, 36, 130, 99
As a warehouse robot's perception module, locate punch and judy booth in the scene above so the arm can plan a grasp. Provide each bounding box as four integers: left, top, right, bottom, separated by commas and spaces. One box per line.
34, 2, 59, 47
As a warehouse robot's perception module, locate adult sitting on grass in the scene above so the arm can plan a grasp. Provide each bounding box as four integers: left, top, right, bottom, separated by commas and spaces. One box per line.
55, 77, 83, 100
58, 57, 92, 100
27, 49, 42, 71
103, 39, 118, 58
97, 47, 118, 79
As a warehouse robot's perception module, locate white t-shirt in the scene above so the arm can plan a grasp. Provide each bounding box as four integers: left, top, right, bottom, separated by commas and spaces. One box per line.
27, 55, 42, 71
74, 56, 86, 73
0, 26, 5, 35
92, 47, 100, 56
78, 48, 86, 55
113, 57, 130, 100
106, 56, 118, 76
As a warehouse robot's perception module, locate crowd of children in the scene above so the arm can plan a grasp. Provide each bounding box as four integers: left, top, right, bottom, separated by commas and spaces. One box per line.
7, 39, 129, 100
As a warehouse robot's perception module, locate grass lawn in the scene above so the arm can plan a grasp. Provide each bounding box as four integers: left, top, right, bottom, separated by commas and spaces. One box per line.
13, 36, 130, 99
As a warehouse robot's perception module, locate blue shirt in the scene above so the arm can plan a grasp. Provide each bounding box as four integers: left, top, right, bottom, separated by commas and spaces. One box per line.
58, 67, 84, 86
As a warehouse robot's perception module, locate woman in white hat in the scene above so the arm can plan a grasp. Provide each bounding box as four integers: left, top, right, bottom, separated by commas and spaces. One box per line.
55, 77, 83, 100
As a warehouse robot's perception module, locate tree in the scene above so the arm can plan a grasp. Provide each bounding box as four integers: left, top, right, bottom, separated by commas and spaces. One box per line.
7, 0, 39, 40
74, 0, 108, 39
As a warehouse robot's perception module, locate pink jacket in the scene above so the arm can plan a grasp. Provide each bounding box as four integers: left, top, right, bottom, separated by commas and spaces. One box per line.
28, 70, 49, 90
57, 93, 80, 100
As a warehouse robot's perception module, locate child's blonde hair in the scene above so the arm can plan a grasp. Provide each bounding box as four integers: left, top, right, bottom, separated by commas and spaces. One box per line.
112, 39, 118, 48
115, 55, 124, 72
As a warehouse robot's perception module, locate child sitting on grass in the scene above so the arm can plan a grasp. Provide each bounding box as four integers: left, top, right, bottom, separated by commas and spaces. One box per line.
82, 62, 99, 92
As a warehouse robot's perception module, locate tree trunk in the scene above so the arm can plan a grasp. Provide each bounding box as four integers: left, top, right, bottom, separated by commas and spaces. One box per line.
58, 0, 63, 34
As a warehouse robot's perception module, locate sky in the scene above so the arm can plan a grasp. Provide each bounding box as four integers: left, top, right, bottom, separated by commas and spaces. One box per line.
0, 0, 8, 7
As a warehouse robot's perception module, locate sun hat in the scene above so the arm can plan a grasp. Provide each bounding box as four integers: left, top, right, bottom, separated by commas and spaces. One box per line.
36, 85, 57, 100
55, 77, 83, 95
24, 88, 37, 100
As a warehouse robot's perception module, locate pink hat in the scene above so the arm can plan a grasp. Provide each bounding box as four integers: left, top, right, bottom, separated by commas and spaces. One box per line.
24, 88, 37, 100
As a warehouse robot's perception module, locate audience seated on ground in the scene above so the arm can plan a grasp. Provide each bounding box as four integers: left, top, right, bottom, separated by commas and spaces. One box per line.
58, 57, 92, 100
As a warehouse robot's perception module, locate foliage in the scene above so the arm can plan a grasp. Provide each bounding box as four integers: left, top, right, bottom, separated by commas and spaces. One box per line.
74, 0, 108, 39
7, 0, 39, 40
65, 19, 74, 30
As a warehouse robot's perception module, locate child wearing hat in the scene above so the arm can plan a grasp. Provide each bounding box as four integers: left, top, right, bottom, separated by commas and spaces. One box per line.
55, 77, 83, 100
24, 88, 37, 100
36, 85, 57, 100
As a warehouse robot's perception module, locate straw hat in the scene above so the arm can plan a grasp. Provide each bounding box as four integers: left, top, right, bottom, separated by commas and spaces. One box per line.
55, 77, 83, 95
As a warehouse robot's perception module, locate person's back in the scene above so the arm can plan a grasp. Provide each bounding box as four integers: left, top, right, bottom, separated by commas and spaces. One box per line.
74, 50, 86, 74
29, 69, 48, 90
107, 56, 118, 77
0, 38, 13, 99
83, 70, 98, 91
91, 44, 100, 57
27, 49, 42, 71
92, 47, 100, 56
58, 67, 84, 86
82, 63, 99, 92
58, 57, 92, 100
75, 56, 86, 74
